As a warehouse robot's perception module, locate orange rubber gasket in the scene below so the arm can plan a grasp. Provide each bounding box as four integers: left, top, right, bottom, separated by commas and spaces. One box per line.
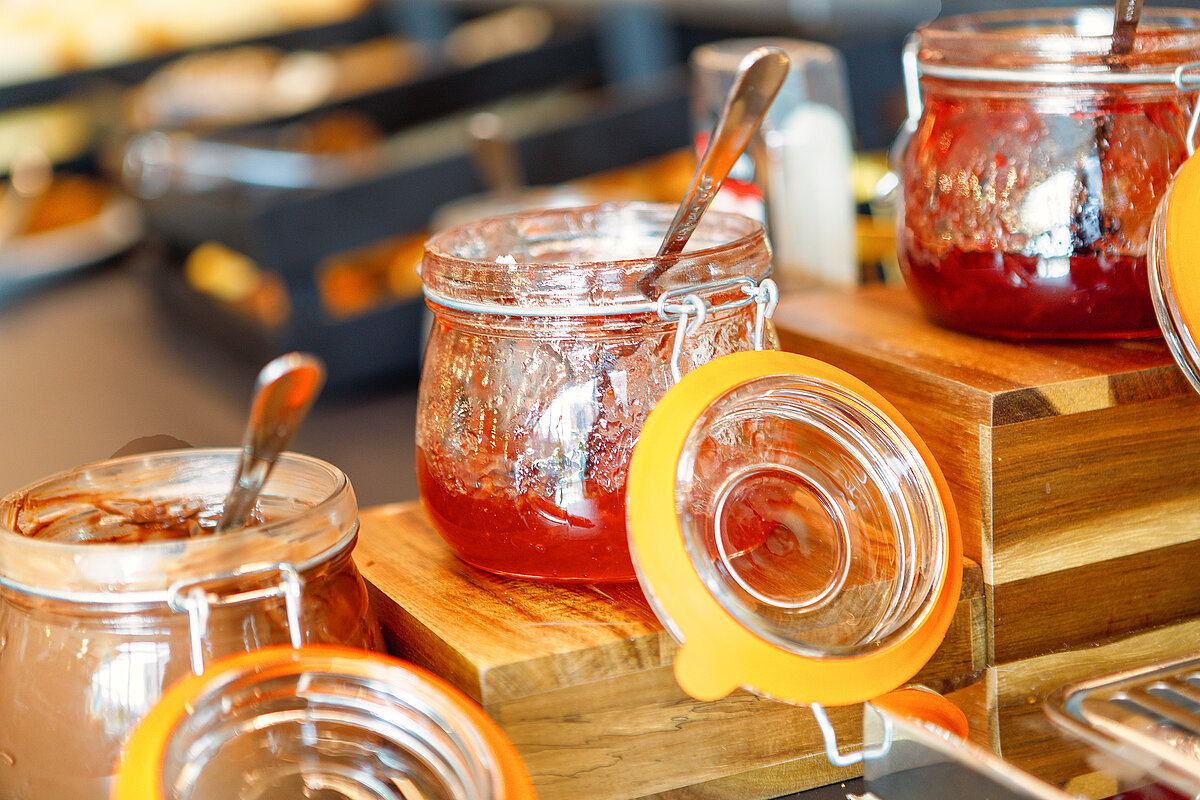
627, 349, 962, 707
1166, 152, 1200, 351
111, 645, 536, 800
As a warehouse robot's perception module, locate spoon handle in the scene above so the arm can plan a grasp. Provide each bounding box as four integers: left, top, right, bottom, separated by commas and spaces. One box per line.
1112, 0, 1144, 57
656, 47, 790, 261
216, 352, 326, 533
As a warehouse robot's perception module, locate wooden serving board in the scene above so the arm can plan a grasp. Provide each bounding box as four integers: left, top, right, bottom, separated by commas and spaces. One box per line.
773, 286, 1200, 666
356, 502, 986, 800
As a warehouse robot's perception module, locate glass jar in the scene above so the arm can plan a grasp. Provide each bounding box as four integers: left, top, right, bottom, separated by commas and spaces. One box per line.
897, 6, 1200, 339
113, 645, 535, 800
0, 449, 384, 800
417, 201, 778, 583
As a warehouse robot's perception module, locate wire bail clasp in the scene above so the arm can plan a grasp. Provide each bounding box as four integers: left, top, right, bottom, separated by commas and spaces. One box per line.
657, 276, 778, 384
168, 562, 306, 675
1173, 61, 1200, 156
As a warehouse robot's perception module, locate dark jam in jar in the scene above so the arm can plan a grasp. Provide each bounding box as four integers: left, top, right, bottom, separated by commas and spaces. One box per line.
898, 7, 1200, 339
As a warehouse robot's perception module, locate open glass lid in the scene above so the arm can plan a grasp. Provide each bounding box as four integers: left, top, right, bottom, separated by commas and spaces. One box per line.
1150, 151, 1200, 396
626, 350, 962, 707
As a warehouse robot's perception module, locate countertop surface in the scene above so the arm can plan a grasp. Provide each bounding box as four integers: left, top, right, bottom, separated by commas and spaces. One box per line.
0, 253, 421, 506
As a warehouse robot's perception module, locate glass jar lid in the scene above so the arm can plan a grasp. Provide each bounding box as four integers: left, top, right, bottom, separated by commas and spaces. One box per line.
1150, 152, 1200, 394
626, 350, 961, 707
113, 645, 535, 800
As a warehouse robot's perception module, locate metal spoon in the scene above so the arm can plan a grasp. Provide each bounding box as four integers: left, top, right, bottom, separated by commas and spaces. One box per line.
1111, 0, 1144, 59
638, 45, 790, 296
216, 352, 326, 533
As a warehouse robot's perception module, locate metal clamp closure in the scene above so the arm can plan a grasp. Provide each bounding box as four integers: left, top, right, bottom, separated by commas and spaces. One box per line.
658, 277, 778, 384
812, 702, 893, 768
167, 562, 305, 675
1173, 61, 1200, 155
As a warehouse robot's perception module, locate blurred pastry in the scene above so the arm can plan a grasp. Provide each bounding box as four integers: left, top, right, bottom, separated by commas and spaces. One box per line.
184, 240, 290, 327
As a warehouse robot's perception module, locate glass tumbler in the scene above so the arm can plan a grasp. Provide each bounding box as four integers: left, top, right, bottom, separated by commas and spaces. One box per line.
417, 202, 778, 582
0, 449, 384, 800
896, 6, 1200, 339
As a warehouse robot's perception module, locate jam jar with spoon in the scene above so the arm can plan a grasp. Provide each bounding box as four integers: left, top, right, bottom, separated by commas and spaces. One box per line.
416, 47, 787, 583
416, 202, 778, 582
895, 6, 1200, 339
0, 448, 384, 799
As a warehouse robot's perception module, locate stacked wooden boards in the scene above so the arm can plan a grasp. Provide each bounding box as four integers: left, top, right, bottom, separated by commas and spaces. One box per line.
356, 503, 986, 800
773, 285, 1200, 785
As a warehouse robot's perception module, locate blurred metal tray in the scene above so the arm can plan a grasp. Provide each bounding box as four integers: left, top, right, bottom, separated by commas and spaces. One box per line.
1046, 655, 1200, 799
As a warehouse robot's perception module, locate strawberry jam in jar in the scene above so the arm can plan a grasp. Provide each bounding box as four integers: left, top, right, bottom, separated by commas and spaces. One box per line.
897, 7, 1200, 339
417, 202, 777, 582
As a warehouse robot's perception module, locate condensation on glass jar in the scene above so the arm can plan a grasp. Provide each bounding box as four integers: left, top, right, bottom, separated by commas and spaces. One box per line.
896, 6, 1200, 339
112, 645, 535, 800
417, 201, 778, 583
0, 449, 384, 800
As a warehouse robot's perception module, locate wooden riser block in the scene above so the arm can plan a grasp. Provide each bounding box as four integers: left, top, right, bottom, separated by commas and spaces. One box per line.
773, 287, 1200, 665
355, 503, 986, 800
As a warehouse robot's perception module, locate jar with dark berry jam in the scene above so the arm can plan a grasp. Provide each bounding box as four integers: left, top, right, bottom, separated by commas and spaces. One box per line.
896, 6, 1200, 339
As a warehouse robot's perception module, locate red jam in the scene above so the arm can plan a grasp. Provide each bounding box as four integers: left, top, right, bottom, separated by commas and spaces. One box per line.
898, 8, 1200, 339
900, 247, 1159, 339
417, 446, 631, 582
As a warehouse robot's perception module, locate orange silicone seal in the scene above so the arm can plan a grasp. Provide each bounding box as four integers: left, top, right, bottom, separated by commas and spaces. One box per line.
1165, 150, 1200, 350
111, 644, 536, 800
626, 349, 962, 707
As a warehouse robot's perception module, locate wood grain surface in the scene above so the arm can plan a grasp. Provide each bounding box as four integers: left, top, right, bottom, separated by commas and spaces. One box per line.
356, 502, 985, 800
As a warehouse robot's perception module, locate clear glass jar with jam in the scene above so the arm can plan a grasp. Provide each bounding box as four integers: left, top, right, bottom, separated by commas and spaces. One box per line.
0, 449, 384, 800
417, 202, 778, 583
896, 6, 1200, 339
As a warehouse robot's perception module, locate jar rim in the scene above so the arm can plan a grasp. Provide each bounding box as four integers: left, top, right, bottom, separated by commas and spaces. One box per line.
916, 6, 1200, 79
420, 201, 772, 312
0, 448, 358, 601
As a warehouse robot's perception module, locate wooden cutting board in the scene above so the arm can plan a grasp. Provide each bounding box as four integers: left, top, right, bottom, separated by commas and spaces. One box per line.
355, 502, 985, 800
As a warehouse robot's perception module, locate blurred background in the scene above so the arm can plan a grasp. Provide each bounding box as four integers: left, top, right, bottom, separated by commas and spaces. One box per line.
0, 0, 1087, 506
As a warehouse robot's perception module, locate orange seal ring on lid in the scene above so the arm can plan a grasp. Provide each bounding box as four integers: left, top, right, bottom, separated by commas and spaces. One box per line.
626, 350, 961, 707
112, 645, 536, 800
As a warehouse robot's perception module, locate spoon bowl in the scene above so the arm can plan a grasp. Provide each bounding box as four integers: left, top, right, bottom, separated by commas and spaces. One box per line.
216, 352, 326, 533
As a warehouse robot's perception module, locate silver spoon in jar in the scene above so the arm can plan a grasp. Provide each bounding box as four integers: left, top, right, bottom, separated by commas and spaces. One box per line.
637, 45, 790, 297
1111, 0, 1144, 60
215, 351, 326, 533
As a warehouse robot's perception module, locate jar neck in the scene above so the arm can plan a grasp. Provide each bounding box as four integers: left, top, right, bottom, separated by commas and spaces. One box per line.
0, 449, 358, 601
420, 201, 771, 313
915, 7, 1200, 74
